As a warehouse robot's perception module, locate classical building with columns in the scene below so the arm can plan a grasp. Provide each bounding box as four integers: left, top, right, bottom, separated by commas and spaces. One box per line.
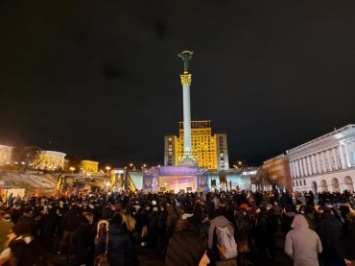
286, 124, 355, 193
36, 150, 66, 170
0, 144, 13, 166
80, 160, 99, 173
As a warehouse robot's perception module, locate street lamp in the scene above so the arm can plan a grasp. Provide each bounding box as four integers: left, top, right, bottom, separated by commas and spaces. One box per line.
128, 163, 136, 170
69, 166, 75, 175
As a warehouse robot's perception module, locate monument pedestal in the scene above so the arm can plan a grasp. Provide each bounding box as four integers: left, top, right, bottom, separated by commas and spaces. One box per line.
178, 154, 197, 166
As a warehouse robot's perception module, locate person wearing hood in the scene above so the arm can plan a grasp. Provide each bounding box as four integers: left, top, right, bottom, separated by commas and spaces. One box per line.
285, 214, 323, 266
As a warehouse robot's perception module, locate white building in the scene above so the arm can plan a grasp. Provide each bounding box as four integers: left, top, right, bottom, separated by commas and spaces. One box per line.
0, 144, 13, 166
286, 124, 355, 193
37, 150, 66, 170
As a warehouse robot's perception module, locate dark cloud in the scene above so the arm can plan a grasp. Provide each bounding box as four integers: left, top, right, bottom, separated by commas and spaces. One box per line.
1, 0, 355, 167
154, 18, 168, 38
101, 61, 124, 79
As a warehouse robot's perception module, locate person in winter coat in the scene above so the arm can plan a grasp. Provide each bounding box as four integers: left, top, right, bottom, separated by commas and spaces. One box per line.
0, 212, 14, 251
285, 214, 323, 266
9, 203, 22, 224
341, 215, 355, 266
39, 203, 57, 251
318, 208, 344, 266
70, 212, 95, 266
0, 222, 48, 266
207, 210, 234, 250
107, 213, 135, 266
58, 204, 82, 255
281, 203, 297, 236
253, 207, 275, 261
166, 219, 209, 266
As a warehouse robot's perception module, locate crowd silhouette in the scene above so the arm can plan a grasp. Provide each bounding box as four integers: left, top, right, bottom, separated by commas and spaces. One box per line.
0, 189, 354, 266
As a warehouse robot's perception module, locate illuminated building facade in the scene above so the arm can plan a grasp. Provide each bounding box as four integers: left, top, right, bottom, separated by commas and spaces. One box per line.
262, 154, 291, 191
164, 120, 229, 171
36, 150, 66, 170
286, 124, 355, 193
80, 160, 99, 173
0, 144, 13, 166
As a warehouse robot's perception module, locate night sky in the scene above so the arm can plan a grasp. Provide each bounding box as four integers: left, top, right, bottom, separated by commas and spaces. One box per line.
1, 0, 355, 168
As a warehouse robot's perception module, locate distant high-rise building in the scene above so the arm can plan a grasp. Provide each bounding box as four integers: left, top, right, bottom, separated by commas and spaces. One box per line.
262, 154, 291, 191
164, 120, 229, 170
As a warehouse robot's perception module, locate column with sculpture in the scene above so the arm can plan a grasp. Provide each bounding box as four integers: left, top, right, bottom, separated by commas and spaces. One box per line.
177, 50, 197, 166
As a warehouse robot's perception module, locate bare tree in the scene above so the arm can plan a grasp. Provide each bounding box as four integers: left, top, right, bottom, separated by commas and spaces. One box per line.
12, 146, 44, 172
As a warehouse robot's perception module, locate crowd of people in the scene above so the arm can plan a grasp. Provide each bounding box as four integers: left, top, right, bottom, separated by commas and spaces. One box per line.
0, 188, 354, 266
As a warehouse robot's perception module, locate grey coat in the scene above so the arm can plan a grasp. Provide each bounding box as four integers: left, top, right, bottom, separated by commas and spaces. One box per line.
208, 215, 234, 250
285, 214, 323, 266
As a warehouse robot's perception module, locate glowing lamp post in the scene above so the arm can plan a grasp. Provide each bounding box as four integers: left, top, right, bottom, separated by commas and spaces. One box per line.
69, 166, 75, 175
105, 166, 111, 176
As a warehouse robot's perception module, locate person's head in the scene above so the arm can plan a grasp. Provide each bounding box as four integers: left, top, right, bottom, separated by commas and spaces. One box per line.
291, 214, 309, 229
208, 209, 219, 220
102, 206, 114, 219
23, 207, 33, 217
10, 222, 31, 237
3, 213, 11, 222
82, 212, 94, 224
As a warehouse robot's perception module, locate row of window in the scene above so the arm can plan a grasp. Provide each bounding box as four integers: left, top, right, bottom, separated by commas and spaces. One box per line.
293, 179, 307, 187
291, 148, 349, 178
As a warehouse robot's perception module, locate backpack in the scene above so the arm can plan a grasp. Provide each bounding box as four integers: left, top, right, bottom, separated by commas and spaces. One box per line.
9, 237, 49, 266
216, 226, 238, 260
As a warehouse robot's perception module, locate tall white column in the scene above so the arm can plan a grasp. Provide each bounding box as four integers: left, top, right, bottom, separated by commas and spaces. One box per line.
332, 148, 339, 170
302, 158, 308, 176
316, 152, 322, 174
296, 160, 300, 178
339, 145, 346, 169
320, 152, 326, 172
348, 141, 355, 166
342, 145, 351, 167
311, 155, 316, 174
307, 156, 312, 175
326, 150, 332, 171
290, 162, 296, 178
299, 159, 304, 177
181, 74, 192, 155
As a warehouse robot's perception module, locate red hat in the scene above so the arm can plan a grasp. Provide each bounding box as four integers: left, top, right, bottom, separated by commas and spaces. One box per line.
240, 203, 249, 210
